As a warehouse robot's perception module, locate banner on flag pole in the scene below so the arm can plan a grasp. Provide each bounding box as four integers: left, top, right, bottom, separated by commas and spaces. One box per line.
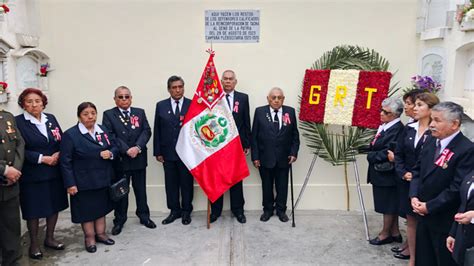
176, 50, 250, 203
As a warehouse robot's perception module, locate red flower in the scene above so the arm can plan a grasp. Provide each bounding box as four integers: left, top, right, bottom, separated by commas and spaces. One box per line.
1, 4, 9, 13
0, 82, 8, 89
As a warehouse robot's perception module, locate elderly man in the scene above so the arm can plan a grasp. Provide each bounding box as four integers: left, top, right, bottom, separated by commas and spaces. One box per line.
154, 75, 194, 225
410, 102, 474, 266
0, 109, 25, 266
103, 86, 155, 235
210, 70, 251, 224
251, 87, 300, 222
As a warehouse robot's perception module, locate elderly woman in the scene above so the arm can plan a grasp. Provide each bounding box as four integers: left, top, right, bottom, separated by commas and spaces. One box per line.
394, 93, 439, 263
60, 102, 118, 253
367, 97, 404, 246
15, 88, 68, 260
447, 172, 474, 265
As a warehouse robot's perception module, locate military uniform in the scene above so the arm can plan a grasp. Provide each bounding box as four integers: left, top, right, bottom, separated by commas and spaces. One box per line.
0, 110, 25, 266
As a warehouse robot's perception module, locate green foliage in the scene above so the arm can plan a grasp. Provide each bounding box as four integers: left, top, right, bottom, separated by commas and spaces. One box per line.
299, 45, 398, 165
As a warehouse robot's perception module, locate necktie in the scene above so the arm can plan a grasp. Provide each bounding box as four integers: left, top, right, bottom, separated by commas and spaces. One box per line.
371, 133, 381, 146
226, 94, 231, 109
273, 109, 279, 131
434, 140, 441, 162
123, 110, 129, 119
175, 100, 180, 118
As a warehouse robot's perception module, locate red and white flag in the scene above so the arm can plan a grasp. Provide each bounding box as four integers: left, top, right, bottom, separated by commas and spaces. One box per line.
176, 50, 249, 203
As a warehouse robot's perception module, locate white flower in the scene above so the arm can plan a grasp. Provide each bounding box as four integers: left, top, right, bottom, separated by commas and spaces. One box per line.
464, 9, 474, 22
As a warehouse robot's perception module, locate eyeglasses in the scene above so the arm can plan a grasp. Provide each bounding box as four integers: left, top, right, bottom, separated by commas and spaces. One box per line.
381, 109, 392, 115
117, 95, 130, 100
270, 96, 284, 100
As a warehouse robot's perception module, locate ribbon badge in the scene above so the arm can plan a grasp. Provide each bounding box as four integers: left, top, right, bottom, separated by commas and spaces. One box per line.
233, 101, 239, 113
104, 133, 111, 145
51, 127, 61, 141
435, 148, 454, 169
130, 115, 140, 129
283, 113, 291, 126
96, 133, 103, 146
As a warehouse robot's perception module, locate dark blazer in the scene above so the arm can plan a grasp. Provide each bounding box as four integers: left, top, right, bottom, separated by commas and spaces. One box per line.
232, 91, 251, 149
251, 105, 300, 168
0, 110, 24, 201
15, 113, 62, 184
449, 173, 474, 264
409, 133, 474, 233
102, 107, 151, 171
153, 97, 191, 161
366, 121, 404, 186
394, 124, 430, 180
60, 124, 118, 191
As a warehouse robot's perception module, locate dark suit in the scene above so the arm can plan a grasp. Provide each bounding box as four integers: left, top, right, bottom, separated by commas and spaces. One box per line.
449, 173, 474, 265
0, 110, 24, 266
103, 107, 152, 225
60, 124, 118, 223
153, 97, 193, 215
367, 121, 404, 214
15, 113, 68, 219
251, 105, 299, 213
394, 124, 429, 217
211, 91, 251, 216
409, 133, 474, 266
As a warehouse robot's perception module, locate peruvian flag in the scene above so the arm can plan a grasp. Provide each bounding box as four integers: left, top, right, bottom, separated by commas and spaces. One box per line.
176, 50, 250, 203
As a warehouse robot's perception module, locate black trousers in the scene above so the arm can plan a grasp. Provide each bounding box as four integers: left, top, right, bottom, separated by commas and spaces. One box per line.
0, 196, 21, 266
259, 166, 289, 213
415, 219, 457, 266
211, 181, 245, 216
113, 169, 151, 226
163, 160, 193, 214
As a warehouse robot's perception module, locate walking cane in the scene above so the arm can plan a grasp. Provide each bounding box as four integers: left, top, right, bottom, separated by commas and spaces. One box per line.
290, 164, 295, 227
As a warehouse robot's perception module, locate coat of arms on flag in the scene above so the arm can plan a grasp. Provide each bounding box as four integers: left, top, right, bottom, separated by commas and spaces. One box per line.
176, 50, 249, 203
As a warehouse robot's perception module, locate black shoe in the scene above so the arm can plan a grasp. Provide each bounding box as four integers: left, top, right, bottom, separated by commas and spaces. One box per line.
260, 212, 273, 222
44, 240, 65, 250
182, 213, 192, 225
111, 224, 123, 236
162, 213, 181, 225
235, 214, 246, 224
392, 235, 403, 243
29, 249, 43, 260
210, 213, 219, 223
391, 246, 405, 253
85, 245, 97, 253
95, 236, 115, 245
369, 236, 394, 245
277, 212, 289, 222
393, 253, 410, 260
141, 219, 157, 229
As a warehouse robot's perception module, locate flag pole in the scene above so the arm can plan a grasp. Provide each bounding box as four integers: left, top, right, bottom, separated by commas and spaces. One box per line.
207, 199, 211, 229
290, 164, 295, 227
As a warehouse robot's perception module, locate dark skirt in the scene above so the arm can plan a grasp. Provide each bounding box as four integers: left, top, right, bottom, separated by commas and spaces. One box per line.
397, 180, 414, 218
372, 185, 399, 214
20, 178, 68, 220
70, 187, 113, 223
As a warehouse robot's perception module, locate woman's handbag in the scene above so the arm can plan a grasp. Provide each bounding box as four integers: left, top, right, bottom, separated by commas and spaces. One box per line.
109, 177, 129, 202
373, 161, 394, 172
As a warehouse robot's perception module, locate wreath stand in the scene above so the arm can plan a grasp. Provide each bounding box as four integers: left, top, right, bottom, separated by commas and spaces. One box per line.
292, 151, 370, 241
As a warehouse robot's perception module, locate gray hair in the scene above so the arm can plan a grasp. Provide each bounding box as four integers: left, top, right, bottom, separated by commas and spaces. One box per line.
268, 87, 284, 96
432, 101, 463, 125
114, 86, 131, 97
381, 97, 403, 117
222, 70, 236, 78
